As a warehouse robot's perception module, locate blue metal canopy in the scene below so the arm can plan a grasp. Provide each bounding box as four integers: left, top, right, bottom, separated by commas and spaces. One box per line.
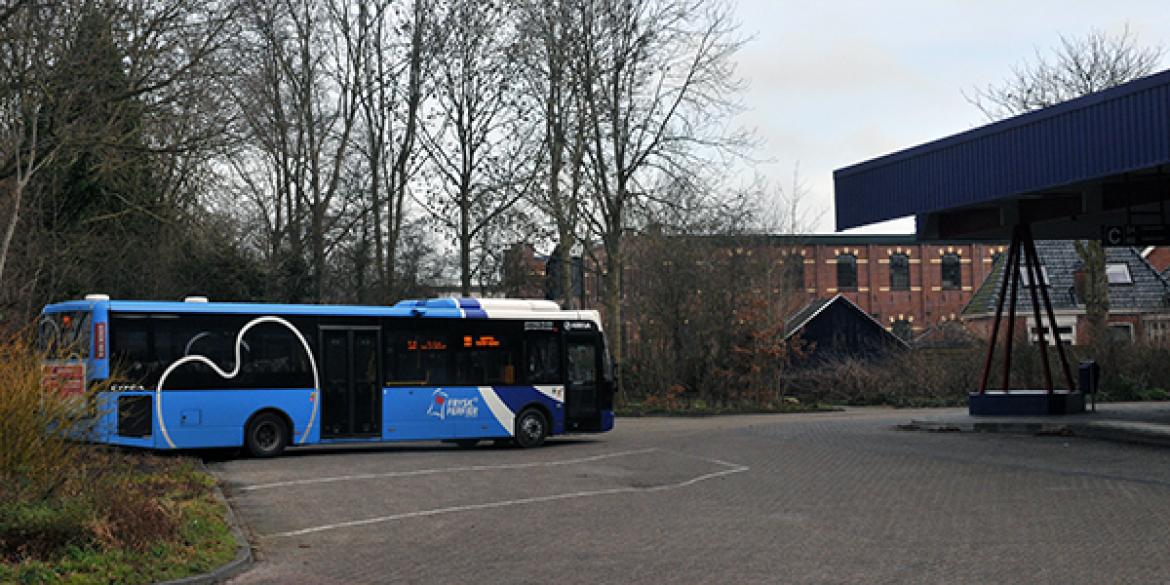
834, 69, 1170, 241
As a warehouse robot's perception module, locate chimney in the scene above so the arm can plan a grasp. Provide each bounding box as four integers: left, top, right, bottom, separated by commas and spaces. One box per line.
1072, 269, 1087, 305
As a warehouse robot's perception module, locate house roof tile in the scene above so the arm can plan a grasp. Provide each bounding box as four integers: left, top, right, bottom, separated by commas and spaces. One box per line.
963, 241, 1170, 316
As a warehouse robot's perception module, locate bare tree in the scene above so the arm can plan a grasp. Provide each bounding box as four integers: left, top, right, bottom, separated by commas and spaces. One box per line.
572, 0, 748, 381
1, 0, 237, 310
230, 0, 361, 302
340, 0, 429, 301
0, 1, 59, 291
420, 0, 543, 297
760, 164, 822, 235
516, 0, 588, 307
622, 181, 810, 408
966, 26, 1164, 121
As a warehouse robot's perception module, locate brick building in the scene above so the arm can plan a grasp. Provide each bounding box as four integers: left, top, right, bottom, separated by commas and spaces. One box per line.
501, 244, 549, 299
789, 235, 1004, 338
505, 234, 1006, 342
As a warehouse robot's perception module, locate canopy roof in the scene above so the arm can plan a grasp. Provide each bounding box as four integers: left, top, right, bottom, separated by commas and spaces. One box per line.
834, 69, 1170, 242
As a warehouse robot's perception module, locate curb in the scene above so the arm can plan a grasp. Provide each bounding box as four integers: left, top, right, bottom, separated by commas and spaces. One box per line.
157, 464, 253, 585
1074, 421, 1170, 448
901, 420, 1074, 435
901, 419, 1170, 448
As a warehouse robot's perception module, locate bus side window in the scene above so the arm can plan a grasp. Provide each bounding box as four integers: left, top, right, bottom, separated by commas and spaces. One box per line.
452, 326, 519, 386
111, 316, 154, 384
240, 322, 313, 388
385, 330, 450, 385
165, 316, 242, 389
567, 344, 597, 384
526, 335, 561, 384
601, 339, 615, 384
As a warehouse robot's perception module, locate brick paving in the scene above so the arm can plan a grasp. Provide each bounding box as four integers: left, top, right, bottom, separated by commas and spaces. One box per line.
212, 408, 1170, 584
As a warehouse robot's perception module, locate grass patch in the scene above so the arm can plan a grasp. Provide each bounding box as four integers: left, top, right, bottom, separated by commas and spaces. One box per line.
0, 450, 236, 585
0, 333, 236, 584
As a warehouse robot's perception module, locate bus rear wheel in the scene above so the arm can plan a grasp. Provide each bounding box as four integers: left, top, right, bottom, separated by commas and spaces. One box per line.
514, 408, 548, 448
246, 412, 289, 458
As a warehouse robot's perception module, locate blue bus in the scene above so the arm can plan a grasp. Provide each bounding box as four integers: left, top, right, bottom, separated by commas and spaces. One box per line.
38, 296, 615, 456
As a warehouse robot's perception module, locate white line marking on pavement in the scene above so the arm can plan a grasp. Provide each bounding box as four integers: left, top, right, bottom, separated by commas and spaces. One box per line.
241, 449, 658, 492
267, 453, 749, 538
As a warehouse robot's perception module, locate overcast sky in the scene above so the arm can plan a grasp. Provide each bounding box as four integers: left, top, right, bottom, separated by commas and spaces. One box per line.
729, 0, 1170, 234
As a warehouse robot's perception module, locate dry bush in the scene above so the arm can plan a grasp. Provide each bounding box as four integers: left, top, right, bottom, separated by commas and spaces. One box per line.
0, 332, 91, 498
789, 332, 1170, 407
1073, 339, 1170, 400
787, 345, 986, 407
1, 453, 187, 562
85, 456, 183, 552
0, 333, 184, 562
640, 384, 690, 412
621, 232, 808, 410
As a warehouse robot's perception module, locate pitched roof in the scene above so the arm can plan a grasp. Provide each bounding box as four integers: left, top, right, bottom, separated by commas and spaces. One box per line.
963, 241, 1170, 316
784, 294, 909, 347
784, 297, 835, 338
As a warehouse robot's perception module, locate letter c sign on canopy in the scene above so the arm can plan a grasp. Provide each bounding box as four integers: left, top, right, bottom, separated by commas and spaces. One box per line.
1103, 226, 1126, 246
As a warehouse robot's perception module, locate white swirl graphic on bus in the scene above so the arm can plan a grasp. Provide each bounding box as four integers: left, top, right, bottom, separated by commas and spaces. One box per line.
155, 316, 320, 449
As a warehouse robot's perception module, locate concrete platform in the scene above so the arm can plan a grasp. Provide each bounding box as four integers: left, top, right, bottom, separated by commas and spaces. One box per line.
902, 401, 1170, 448
969, 389, 1085, 416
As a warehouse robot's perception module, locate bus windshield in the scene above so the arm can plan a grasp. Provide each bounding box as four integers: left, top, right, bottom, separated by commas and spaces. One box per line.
38, 311, 92, 360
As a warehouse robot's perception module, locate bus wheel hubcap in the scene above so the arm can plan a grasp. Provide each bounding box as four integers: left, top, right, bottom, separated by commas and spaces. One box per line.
256, 423, 277, 449
522, 417, 541, 440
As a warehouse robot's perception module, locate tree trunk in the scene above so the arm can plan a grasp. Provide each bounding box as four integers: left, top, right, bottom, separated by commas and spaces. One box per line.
0, 178, 25, 291
312, 208, 326, 301
370, 147, 385, 299
558, 230, 574, 308
385, 0, 426, 301
460, 198, 472, 297
386, 197, 403, 298
1075, 239, 1109, 343
602, 233, 622, 391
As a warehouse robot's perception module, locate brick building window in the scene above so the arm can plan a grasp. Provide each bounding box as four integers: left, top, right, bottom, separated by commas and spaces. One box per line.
836, 254, 857, 291
889, 253, 910, 291
784, 255, 805, 290
1028, 316, 1075, 345
1147, 319, 1170, 342
941, 253, 961, 290
1108, 323, 1134, 342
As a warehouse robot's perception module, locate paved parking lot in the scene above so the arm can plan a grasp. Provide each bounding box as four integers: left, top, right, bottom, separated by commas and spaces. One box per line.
211, 408, 1170, 584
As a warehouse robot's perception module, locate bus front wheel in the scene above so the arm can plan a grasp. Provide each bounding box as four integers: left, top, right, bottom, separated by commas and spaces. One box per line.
246, 412, 289, 458
514, 408, 548, 448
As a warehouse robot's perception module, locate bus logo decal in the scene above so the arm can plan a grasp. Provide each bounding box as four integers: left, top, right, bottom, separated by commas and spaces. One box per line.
427, 388, 479, 420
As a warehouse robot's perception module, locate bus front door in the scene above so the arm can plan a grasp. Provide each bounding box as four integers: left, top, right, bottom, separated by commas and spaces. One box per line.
320, 327, 382, 438
565, 334, 601, 431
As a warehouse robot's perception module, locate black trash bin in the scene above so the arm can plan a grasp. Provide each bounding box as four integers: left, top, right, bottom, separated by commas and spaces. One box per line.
1079, 361, 1100, 411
